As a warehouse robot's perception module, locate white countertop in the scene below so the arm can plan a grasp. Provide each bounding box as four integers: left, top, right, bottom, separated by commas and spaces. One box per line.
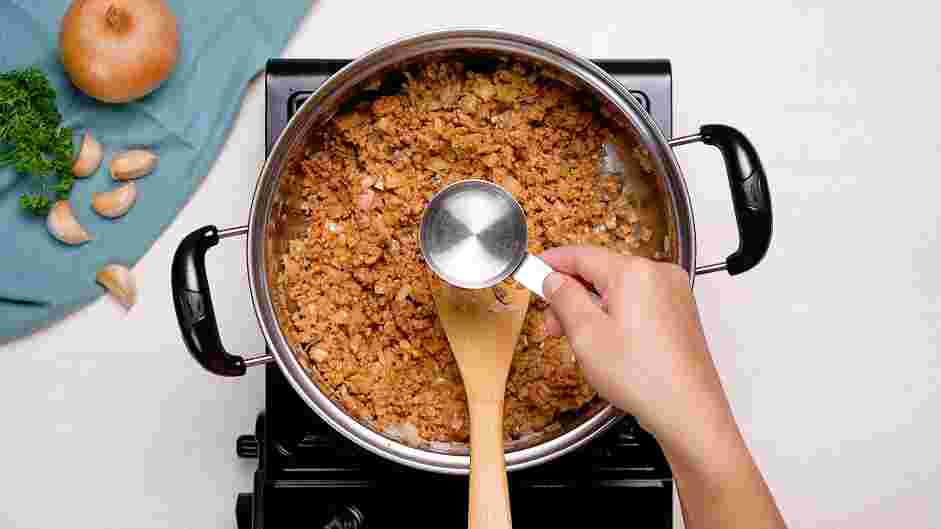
3, 2, 940, 527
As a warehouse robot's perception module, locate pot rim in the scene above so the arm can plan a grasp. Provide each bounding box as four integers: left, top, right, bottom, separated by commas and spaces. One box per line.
246, 28, 696, 474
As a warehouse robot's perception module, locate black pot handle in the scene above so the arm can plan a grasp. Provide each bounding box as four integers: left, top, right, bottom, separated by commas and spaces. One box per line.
671, 124, 772, 276
172, 225, 268, 376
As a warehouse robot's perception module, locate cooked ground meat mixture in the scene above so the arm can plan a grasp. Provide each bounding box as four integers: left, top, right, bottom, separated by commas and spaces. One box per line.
274, 60, 673, 443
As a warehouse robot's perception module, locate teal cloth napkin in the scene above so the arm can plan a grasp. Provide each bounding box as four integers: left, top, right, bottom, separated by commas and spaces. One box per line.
0, 0, 310, 342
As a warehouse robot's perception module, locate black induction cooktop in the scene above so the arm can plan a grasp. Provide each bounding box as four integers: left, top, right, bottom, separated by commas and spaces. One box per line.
234, 58, 675, 529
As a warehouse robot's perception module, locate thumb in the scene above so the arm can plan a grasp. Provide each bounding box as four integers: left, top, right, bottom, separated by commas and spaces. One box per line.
542, 272, 607, 338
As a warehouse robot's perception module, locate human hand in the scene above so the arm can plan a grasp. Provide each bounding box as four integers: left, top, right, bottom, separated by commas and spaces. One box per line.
540, 245, 787, 529
539, 246, 731, 452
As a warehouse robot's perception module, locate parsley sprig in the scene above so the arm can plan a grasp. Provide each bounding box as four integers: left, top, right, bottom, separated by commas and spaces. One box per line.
0, 67, 74, 215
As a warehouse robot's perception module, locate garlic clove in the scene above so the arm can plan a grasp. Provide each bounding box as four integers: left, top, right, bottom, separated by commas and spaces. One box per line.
110, 149, 157, 180
72, 132, 103, 178
92, 182, 137, 218
96, 264, 137, 309
46, 200, 92, 245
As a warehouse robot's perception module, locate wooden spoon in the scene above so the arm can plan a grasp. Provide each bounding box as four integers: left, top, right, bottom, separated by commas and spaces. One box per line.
432, 283, 531, 529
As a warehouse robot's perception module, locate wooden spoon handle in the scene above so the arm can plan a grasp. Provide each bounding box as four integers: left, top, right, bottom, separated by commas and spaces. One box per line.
467, 399, 512, 529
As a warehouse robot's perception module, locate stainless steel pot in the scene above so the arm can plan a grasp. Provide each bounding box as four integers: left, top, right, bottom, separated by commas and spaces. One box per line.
171, 29, 772, 475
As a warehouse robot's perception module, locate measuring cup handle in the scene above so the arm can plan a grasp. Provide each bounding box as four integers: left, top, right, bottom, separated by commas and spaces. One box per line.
513, 254, 606, 310
512, 254, 554, 298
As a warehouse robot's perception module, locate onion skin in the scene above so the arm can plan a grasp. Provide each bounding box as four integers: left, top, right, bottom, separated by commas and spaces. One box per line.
60, 0, 179, 103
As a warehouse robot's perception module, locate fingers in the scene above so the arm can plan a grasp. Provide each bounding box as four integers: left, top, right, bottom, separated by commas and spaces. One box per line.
539, 245, 627, 295
544, 307, 563, 337
542, 272, 608, 342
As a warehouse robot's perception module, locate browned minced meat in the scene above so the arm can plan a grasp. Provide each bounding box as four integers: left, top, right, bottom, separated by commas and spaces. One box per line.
275, 61, 672, 443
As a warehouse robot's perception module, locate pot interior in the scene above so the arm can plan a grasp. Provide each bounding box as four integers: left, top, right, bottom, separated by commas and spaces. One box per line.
250, 31, 692, 471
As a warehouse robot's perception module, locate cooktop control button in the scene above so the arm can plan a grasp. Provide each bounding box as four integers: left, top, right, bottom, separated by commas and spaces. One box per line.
235, 493, 253, 529
320, 505, 365, 529
236, 434, 258, 458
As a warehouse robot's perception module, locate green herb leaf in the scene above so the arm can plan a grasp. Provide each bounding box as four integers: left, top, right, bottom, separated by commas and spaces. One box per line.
19, 193, 50, 215
0, 67, 74, 215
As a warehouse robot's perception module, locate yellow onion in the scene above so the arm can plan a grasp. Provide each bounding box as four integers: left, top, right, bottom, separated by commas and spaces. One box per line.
60, 0, 179, 103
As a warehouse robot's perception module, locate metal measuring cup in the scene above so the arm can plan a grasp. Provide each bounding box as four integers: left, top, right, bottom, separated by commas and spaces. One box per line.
419, 180, 555, 298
